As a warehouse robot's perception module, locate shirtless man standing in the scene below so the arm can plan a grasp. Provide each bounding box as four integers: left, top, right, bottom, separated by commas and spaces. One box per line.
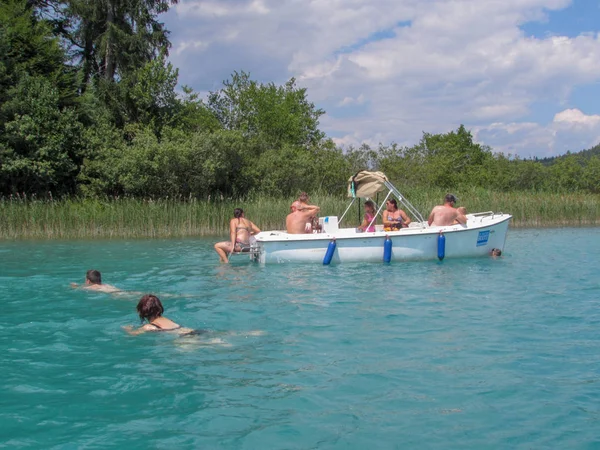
286, 202, 321, 234
428, 194, 467, 227
71, 269, 121, 293
296, 192, 320, 233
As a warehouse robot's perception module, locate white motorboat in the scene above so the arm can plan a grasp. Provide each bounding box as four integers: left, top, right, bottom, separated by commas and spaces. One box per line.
243, 171, 511, 264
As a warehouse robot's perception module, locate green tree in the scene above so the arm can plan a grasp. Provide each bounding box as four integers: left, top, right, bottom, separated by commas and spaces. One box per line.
581, 156, 600, 193
174, 86, 222, 134
1, 75, 83, 194
207, 71, 326, 148
417, 125, 490, 188
78, 127, 264, 198
117, 53, 179, 134
57, 0, 178, 86
0, 0, 82, 195
548, 154, 585, 191
0, 0, 76, 111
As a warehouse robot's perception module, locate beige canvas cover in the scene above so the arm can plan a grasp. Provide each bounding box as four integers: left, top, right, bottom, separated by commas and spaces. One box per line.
347, 171, 389, 198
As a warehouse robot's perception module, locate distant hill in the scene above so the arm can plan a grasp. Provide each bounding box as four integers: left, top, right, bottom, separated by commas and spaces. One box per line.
537, 143, 600, 166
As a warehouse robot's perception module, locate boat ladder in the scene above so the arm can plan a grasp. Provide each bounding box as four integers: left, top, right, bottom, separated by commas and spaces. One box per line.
230, 244, 262, 262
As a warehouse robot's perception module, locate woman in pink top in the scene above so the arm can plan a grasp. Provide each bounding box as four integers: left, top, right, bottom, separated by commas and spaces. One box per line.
358, 200, 377, 232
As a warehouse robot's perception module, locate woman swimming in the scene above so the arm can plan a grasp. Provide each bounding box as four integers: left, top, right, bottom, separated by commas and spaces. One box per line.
123, 294, 199, 336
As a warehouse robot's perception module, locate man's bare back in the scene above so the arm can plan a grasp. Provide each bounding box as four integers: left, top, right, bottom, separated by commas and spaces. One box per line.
71, 269, 122, 294
428, 194, 466, 226
83, 283, 121, 293
428, 205, 461, 226
286, 205, 320, 234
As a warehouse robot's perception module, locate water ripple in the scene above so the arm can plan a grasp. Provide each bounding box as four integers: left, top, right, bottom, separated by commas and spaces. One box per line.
1, 229, 599, 448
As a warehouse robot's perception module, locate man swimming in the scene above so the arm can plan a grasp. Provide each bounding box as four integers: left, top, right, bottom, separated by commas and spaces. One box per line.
71, 269, 121, 294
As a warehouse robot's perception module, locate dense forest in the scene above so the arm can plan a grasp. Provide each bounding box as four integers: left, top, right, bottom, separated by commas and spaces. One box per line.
1, 0, 600, 200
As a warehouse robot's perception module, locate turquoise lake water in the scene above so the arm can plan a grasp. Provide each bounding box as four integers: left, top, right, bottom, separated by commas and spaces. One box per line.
1, 228, 599, 449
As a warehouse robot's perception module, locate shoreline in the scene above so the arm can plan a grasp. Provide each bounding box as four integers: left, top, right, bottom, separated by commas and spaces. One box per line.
2, 192, 599, 239
1, 221, 599, 241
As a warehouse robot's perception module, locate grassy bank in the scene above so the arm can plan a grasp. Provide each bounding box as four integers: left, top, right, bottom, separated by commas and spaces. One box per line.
1, 190, 599, 239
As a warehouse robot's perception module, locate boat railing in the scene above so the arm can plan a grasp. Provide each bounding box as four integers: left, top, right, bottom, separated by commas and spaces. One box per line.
469, 211, 510, 223
382, 180, 427, 227
338, 198, 357, 224
339, 181, 427, 229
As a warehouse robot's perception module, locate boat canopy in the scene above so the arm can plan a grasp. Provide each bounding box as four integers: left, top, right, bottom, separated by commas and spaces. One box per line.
342, 170, 426, 226
347, 171, 389, 198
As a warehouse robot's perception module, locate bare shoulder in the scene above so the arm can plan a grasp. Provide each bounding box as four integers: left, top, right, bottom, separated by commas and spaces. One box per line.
83, 284, 121, 293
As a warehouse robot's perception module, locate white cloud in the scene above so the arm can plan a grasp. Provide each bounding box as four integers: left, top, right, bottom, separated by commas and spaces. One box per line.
164, 0, 600, 157
471, 109, 600, 158
174, 40, 208, 56
554, 108, 600, 127
175, 0, 269, 17
338, 94, 366, 106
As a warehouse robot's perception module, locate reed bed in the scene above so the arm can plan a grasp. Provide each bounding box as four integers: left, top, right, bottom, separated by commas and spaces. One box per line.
1, 190, 599, 240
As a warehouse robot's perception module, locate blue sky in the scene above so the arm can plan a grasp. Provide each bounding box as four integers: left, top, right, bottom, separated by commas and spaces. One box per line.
162, 0, 600, 158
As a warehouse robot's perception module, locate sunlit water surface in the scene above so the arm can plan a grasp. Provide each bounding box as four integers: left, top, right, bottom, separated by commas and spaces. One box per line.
1, 228, 599, 449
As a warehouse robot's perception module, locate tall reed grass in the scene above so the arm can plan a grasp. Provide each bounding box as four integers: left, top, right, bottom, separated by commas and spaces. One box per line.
1, 190, 599, 240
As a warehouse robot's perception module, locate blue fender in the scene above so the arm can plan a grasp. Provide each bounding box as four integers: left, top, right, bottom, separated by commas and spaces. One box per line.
383, 236, 392, 263
437, 232, 446, 260
323, 239, 336, 265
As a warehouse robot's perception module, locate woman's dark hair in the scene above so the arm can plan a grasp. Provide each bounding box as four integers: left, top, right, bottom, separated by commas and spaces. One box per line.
233, 208, 244, 219
364, 200, 375, 210
137, 294, 164, 322
387, 199, 398, 210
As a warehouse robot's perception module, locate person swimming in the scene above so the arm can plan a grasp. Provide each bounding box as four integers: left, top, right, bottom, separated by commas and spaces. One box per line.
489, 248, 502, 257
70, 270, 121, 294
123, 294, 204, 336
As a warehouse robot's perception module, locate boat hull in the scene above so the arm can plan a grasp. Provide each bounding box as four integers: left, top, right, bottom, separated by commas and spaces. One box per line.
253, 213, 511, 264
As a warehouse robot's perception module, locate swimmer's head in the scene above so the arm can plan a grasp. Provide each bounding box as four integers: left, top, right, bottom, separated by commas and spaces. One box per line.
86, 269, 102, 285
490, 248, 502, 257
137, 294, 164, 322
233, 208, 244, 219
290, 201, 302, 212
298, 192, 309, 203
